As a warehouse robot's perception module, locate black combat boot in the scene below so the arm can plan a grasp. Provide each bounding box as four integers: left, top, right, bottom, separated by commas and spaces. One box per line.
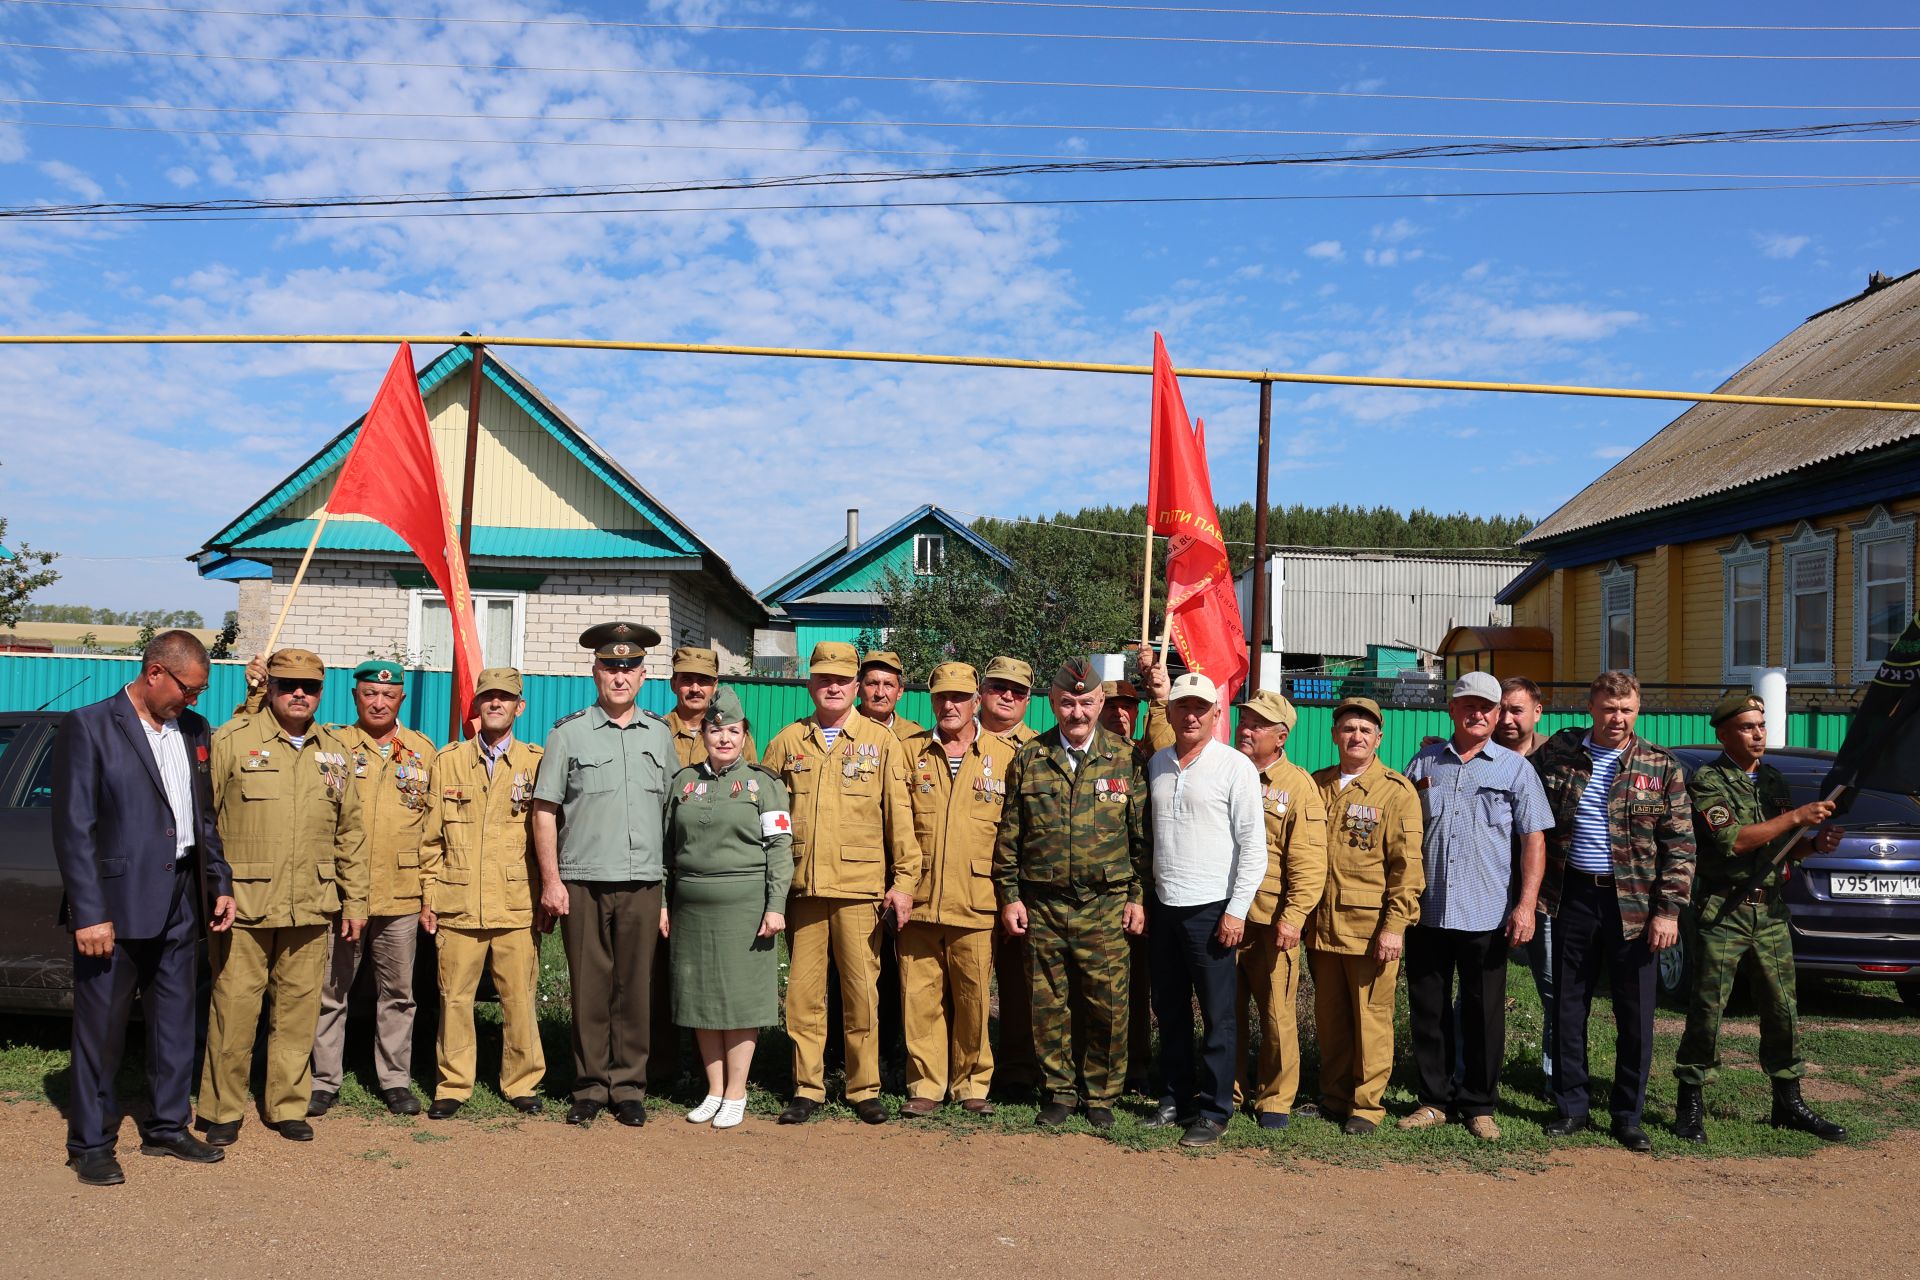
1672, 1083, 1707, 1145
1770, 1079, 1847, 1142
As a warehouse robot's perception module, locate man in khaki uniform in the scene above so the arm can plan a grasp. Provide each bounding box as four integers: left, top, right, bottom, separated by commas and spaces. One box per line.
859, 650, 926, 740
198, 649, 368, 1145
1306, 696, 1423, 1135
898, 663, 1012, 1116
308, 660, 436, 1120
666, 645, 758, 768
1232, 689, 1328, 1128
419, 667, 546, 1118
979, 654, 1041, 1091
761, 641, 920, 1125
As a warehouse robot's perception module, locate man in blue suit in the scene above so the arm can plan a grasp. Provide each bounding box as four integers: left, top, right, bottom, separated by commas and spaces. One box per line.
53, 629, 236, 1186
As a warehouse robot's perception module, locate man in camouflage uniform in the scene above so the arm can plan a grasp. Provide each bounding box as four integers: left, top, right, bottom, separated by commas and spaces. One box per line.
1101, 676, 1156, 1094
1533, 670, 1695, 1152
1674, 691, 1846, 1144
993, 658, 1148, 1128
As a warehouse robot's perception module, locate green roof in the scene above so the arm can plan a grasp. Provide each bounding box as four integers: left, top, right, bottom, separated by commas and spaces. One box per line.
230, 519, 690, 561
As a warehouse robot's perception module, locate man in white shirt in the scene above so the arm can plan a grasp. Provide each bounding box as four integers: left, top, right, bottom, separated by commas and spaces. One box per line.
1141, 673, 1265, 1147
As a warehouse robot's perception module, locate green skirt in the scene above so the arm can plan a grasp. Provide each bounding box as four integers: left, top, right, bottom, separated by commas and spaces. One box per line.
670, 872, 780, 1030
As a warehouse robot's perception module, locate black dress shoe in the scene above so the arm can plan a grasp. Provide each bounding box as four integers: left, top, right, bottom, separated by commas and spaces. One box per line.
853, 1098, 889, 1125
139, 1132, 224, 1164
427, 1098, 463, 1121
1341, 1116, 1377, 1136
1611, 1120, 1652, 1153
1258, 1112, 1291, 1131
1179, 1118, 1226, 1147
202, 1121, 241, 1147
777, 1098, 818, 1125
566, 1099, 604, 1127
67, 1150, 125, 1186
1542, 1114, 1591, 1138
1034, 1102, 1073, 1127
612, 1100, 647, 1127
507, 1096, 543, 1115
306, 1090, 338, 1118
383, 1088, 422, 1116
1083, 1106, 1115, 1130
274, 1119, 315, 1142
1140, 1103, 1183, 1129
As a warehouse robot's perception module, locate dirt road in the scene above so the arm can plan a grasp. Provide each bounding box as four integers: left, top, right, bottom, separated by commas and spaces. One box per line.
4, 1101, 1911, 1278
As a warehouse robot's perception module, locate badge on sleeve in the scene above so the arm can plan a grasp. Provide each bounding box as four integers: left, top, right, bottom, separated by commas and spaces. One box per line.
1703, 804, 1734, 830
761, 810, 793, 837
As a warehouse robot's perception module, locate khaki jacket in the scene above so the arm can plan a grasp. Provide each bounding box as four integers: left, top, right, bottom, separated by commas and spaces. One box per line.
1247, 754, 1330, 929
761, 713, 921, 902
211, 712, 369, 926
1307, 758, 1423, 954
991, 721, 1038, 746
331, 722, 438, 917
903, 727, 1014, 928
420, 735, 543, 929
884, 714, 927, 742
666, 707, 758, 770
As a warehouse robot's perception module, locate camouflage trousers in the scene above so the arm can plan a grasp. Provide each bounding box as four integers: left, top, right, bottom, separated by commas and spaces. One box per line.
1023, 887, 1130, 1106
1674, 892, 1804, 1086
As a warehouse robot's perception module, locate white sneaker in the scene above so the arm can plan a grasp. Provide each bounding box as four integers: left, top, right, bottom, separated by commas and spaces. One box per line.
713, 1098, 747, 1129
687, 1095, 723, 1124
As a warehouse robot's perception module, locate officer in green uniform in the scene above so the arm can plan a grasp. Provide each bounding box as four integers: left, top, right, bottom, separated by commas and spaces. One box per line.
197, 648, 368, 1145
1674, 691, 1847, 1144
533, 621, 677, 1129
308, 659, 437, 1120
993, 657, 1149, 1128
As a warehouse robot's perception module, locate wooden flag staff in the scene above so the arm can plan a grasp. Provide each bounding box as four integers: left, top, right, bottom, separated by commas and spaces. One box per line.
252, 508, 332, 686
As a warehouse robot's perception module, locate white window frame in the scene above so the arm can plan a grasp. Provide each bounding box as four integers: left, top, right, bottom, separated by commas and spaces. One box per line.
1780, 522, 1837, 683
407, 588, 526, 670
1598, 560, 1636, 672
1720, 534, 1770, 683
913, 533, 947, 576
1852, 505, 1915, 678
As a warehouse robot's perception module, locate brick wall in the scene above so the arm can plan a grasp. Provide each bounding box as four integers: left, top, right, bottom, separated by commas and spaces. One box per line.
234, 560, 412, 669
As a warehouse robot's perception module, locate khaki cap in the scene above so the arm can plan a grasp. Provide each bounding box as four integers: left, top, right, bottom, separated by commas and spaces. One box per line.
266, 648, 324, 681
1238, 688, 1297, 729
928, 662, 978, 696
474, 666, 523, 698
1052, 657, 1101, 694
580, 620, 660, 664
1102, 678, 1142, 701
1332, 695, 1383, 726
1710, 690, 1766, 727
672, 646, 720, 678
809, 641, 860, 678
860, 650, 907, 678
982, 656, 1033, 690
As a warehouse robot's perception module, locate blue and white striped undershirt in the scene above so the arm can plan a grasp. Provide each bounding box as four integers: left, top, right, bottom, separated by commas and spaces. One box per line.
820, 724, 843, 750
1569, 738, 1624, 875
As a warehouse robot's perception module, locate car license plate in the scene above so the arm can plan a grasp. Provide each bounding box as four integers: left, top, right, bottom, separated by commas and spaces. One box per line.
1829, 873, 1920, 899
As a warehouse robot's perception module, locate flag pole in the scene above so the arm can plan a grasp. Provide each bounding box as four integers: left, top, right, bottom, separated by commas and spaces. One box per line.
1248, 381, 1272, 690
1138, 524, 1154, 651
452, 341, 485, 742
256, 508, 332, 682
1157, 596, 1176, 668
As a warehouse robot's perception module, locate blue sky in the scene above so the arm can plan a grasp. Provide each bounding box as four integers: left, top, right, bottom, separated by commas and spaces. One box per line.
1, 0, 1915, 622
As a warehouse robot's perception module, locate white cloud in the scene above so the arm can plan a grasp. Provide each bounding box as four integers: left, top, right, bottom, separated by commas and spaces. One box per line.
1591, 443, 1634, 459
37, 160, 102, 201
1305, 240, 1345, 262
1482, 304, 1641, 342
1756, 232, 1811, 260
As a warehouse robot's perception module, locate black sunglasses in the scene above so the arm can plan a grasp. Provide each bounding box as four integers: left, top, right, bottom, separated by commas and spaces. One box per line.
274, 679, 325, 696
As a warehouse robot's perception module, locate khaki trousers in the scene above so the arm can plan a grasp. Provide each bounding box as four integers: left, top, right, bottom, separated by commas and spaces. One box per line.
1309, 947, 1400, 1124
559, 880, 661, 1106
898, 922, 995, 1102
787, 895, 883, 1104
992, 931, 1039, 1087
1235, 929, 1304, 1115
311, 913, 419, 1094
198, 923, 330, 1125
434, 925, 545, 1102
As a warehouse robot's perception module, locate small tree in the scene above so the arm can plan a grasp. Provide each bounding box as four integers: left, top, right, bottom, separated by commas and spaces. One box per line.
0, 517, 59, 631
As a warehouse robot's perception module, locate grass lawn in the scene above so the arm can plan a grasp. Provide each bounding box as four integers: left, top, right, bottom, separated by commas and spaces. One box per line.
5, 930, 1916, 1173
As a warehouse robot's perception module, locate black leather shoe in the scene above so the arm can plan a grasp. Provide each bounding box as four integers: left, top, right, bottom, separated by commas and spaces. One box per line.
139, 1132, 224, 1164
1140, 1103, 1183, 1129
67, 1150, 125, 1186
202, 1121, 241, 1147
566, 1100, 604, 1127
1772, 1079, 1847, 1142
507, 1096, 543, 1115
306, 1090, 337, 1118
1258, 1112, 1291, 1131
1341, 1116, 1377, 1136
1542, 1114, 1591, 1138
383, 1088, 422, 1117
1179, 1118, 1226, 1147
777, 1098, 818, 1125
854, 1098, 889, 1125
1673, 1083, 1707, 1145
612, 1100, 647, 1127
1611, 1120, 1652, 1153
427, 1098, 463, 1121
274, 1119, 315, 1142
1083, 1106, 1115, 1130
1034, 1102, 1073, 1127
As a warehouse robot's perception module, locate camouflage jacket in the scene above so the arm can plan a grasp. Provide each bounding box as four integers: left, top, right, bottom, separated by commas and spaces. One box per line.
1689, 755, 1794, 895
993, 726, 1150, 905
1532, 727, 1695, 939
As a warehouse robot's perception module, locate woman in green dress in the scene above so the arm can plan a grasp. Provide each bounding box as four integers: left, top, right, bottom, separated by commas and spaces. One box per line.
663, 688, 792, 1129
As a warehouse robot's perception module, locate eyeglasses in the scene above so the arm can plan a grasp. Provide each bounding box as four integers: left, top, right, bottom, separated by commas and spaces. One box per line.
156, 666, 210, 698
981, 682, 1030, 699
274, 679, 325, 697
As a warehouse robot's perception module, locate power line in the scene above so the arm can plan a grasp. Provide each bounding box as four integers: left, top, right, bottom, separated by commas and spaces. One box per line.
3, 0, 1911, 59
900, 1, 1920, 33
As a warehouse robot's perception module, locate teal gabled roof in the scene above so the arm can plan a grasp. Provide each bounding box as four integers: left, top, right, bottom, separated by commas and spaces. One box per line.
766, 505, 1014, 606
230, 519, 688, 561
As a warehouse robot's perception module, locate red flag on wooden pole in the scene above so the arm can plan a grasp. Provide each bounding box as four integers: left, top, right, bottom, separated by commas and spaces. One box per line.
1148, 334, 1249, 734
328, 343, 484, 732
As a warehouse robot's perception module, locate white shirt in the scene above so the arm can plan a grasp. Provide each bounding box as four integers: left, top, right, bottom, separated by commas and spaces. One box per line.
126, 688, 193, 859
1146, 739, 1266, 916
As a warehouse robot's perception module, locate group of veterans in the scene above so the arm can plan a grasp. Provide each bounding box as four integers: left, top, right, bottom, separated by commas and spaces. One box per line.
49, 625, 1850, 1187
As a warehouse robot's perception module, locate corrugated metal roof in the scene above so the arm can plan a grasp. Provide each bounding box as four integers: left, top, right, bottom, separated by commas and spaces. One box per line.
1239, 552, 1523, 658
1522, 269, 1920, 545
231, 519, 689, 561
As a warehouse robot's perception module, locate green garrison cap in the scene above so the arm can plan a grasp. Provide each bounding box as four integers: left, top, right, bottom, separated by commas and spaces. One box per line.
703, 686, 747, 728
352, 659, 404, 686
1053, 657, 1101, 694
1710, 690, 1766, 727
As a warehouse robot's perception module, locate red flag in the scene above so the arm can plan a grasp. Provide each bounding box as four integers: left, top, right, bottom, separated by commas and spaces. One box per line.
327, 343, 484, 730
1148, 335, 1248, 733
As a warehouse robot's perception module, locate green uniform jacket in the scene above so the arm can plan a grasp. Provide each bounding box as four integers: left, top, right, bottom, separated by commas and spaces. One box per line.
420, 735, 543, 929
330, 722, 437, 917
993, 726, 1149, 906
211, 712, 369, 926
533, 704, 675, 882
1689, 755, 1795, 896
665, 760, 794, 914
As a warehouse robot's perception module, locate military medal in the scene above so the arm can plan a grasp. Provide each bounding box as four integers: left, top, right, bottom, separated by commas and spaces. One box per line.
683, 781, 697, 796
731, 780, 743, 796
747, 780, 759, 794
696, 782, 708, 797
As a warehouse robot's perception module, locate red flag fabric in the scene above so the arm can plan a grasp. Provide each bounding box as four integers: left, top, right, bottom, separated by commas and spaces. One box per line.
327, 343, 484, 729
1148, 335, 1249, 731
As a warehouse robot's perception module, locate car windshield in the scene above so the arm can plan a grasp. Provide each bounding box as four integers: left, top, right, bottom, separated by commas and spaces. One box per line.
0, 723, 16, 767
